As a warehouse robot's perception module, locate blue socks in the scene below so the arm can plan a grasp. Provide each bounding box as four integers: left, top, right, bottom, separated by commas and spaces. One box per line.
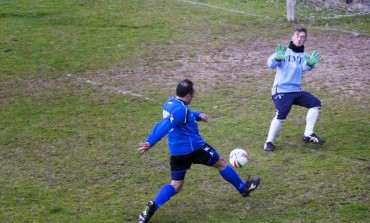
152, 166, 245, 211
153, 184, 176, 211
219, 165, 246, 193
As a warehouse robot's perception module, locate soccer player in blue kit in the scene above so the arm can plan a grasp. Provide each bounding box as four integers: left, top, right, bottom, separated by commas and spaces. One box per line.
263, 27, 326, 152
138, 79, 260, 223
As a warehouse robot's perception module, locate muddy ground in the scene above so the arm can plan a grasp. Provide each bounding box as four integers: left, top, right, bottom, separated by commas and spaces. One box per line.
86, 33, 370, 102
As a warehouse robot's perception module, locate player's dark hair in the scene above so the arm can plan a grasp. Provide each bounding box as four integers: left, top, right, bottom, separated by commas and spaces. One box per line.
176, 79, 194, 97
294, 27, 307, 35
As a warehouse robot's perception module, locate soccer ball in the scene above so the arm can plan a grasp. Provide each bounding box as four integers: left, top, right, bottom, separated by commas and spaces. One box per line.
229, 148, 248, 168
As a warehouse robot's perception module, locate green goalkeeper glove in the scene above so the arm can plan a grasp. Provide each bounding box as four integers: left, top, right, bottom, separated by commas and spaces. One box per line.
305, 50, 321, 66
275, 44, 287, 61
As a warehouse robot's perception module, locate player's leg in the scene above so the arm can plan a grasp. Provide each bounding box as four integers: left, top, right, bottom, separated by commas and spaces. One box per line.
213, 156, 246, 192
197, 144, 260, 197
139, 156, 189, 223
213, 157, 260, 197
264, 114, 283, 151
264, 93, 294, 151
138, 182, 180, 223
294, 91, 326, 144
305, 107, 320, 136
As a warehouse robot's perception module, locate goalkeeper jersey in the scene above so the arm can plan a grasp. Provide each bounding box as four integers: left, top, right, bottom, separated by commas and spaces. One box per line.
146, 97, 205, 156
268, 48, 313, 95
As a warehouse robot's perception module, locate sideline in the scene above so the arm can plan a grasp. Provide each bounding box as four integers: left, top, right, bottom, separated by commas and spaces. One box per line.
178, 0, 367, 36
64, 73, 159, 104
178, 0, 269, 18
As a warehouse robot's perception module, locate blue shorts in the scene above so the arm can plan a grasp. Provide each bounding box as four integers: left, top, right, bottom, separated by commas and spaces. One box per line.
170, 143, 220, 180
272, 91, 321, 120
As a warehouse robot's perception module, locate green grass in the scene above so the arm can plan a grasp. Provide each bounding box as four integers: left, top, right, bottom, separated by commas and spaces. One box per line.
1, 0, 369, 222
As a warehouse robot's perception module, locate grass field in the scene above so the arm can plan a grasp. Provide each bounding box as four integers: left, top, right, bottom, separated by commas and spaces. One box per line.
1, 0, 369, 222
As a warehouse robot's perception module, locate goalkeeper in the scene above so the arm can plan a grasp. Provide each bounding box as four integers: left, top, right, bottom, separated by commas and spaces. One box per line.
263, 27, 326, 152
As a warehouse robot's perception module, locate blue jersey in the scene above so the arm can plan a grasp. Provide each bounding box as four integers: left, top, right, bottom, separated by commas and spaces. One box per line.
268, 48, 313, 95
146, 97, 206, 156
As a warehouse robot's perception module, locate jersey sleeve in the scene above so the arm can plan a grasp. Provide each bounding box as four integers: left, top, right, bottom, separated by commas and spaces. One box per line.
192, 111, 202, 121
267, 53, 281, 69
146, 105, 187, 147
303, 60, 314, 72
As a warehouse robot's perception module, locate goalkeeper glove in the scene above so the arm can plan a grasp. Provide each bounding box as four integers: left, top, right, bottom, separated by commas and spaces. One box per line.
275, 44, 287, 61
306, 50, 321, 66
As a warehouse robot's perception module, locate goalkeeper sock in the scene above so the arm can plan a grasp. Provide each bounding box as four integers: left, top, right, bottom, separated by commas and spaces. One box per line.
266, 117, 283, 143
153, 184, 176, 211
220, 165, 246, 193
304, 107, 320, 136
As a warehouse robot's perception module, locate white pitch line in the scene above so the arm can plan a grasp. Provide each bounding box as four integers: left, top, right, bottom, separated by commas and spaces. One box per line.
65, 73, 159, 103
178, 0, 368, 36
179, 0, 269, 18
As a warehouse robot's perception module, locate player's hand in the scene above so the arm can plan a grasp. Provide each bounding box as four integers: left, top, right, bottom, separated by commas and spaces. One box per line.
275, 44, 287, 61
138, 142, 151, 154
306, 50, 321, 66
199, 113, 208, 122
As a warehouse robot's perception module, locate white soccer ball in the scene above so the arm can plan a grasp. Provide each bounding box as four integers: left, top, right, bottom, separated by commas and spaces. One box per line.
229, 148, 248, 168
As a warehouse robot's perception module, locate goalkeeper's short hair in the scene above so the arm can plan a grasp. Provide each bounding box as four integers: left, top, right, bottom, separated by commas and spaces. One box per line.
294, 27, 307, 34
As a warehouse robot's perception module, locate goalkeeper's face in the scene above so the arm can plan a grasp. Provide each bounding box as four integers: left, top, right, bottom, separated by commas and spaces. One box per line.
292, 31, 307, 47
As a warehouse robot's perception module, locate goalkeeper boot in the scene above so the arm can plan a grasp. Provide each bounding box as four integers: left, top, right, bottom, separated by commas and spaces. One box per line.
263, 142, 275, 151
138, 201, 156, 223
241, 176, 260, 197
302, 133, 326, 145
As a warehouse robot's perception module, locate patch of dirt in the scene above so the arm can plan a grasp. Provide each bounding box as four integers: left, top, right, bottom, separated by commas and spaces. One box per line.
87, 33, 370, 101
304, 33, 370, 100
